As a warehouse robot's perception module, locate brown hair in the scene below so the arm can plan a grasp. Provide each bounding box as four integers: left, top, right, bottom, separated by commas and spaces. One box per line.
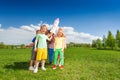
40, 25, 48, 33
40, 25, 47, 29
36, 30, 40, 34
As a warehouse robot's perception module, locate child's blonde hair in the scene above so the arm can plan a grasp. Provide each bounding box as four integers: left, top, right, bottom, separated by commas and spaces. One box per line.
57, 28, 65, 37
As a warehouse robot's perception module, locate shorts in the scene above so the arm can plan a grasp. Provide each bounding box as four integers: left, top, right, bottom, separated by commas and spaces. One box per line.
31, 49, 36, 60
36, 48, 47, 60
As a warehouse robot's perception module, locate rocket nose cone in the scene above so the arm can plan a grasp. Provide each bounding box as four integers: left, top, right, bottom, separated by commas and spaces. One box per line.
56, 18, 59, 21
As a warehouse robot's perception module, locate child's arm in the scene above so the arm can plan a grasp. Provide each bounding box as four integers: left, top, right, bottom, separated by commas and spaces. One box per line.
26, 43, 34, 48
62, 36, 67, 49
34, 38, 38, 51
26, 37, 36, 48
47, 34, 53, 41
48, 36, 53, 41
53, 37, 56, 51
62, 38, 66, 52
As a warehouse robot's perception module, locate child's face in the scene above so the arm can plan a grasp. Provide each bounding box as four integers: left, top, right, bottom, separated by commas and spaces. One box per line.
57, 31, 63, 37
41, 26, 47, 34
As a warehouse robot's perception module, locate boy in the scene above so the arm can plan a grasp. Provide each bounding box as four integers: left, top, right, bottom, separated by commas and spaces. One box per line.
26, 30, 40, 70
34, 25, 52, 73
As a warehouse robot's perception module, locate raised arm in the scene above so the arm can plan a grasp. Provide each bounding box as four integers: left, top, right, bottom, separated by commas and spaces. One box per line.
62, 37, 66, 52
26, 42, 34, 48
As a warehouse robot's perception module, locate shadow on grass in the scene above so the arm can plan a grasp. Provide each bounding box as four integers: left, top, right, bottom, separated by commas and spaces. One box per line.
4, 62, 29, 70
4, 62, 52, 70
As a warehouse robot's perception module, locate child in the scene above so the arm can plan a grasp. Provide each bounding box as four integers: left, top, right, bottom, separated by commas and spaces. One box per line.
26, 30, 41, 70
47, 30, 55, 65
53, 28, 66, 69
34, 25, 52, 73
57, 28, 66, 67
46, 18, 59, 65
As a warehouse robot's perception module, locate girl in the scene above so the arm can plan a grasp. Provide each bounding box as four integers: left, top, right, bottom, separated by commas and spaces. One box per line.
53, 28, 66, 69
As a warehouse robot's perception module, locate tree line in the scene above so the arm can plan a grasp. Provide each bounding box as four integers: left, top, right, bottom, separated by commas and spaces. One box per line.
0, 42, 25, 49
1, 30, 120, 50
67, 42, 91, 48
92, 30, 120, 50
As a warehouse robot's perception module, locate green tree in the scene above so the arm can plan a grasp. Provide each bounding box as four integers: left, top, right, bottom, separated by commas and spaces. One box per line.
69, 42, 75, 47
92, 40, 96, 48
106, 31, 115, 49
102, 35, 107, 49
0, 42, 5, 49
20, 44, 25, 49
96, 39, 102, 49
116, 30, 120, 48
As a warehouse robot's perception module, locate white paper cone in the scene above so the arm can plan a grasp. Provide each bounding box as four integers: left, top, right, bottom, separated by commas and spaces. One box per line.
50, 18, 59, 34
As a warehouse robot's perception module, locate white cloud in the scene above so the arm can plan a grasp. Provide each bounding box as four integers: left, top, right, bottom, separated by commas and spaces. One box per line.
0, 23, 102, 45
0, 24, 4, 31
0, 24, 1, 28
62, 26, 102, 43
0, 26, 35, 45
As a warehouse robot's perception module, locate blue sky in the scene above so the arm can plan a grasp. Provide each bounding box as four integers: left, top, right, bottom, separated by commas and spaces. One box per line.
0, 0, 120, 44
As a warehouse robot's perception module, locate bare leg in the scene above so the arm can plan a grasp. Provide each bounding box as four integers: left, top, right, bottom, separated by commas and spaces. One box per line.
30, 60, 34, 66
33, 60, 40, 73
41, 59, 46, 70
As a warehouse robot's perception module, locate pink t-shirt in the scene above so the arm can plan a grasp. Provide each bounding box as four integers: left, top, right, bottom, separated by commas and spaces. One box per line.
48, 41, 54, 49
48, 35, 55, 49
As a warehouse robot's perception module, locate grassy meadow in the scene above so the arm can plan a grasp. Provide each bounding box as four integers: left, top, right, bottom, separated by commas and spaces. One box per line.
0, 47, 120, 80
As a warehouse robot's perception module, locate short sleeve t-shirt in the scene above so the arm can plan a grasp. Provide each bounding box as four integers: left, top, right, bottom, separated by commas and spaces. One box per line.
54, 37, 64, 49
36, 34, 49, 48
31, 36, 36, 49
32, 37, 36, 43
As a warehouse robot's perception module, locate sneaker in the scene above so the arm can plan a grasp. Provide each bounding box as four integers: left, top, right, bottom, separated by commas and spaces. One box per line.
60, 65, 64, 69
33, 67, 38, 73
52, 65, 56, 70
41, 67, 46, 71
59, 63, 61, 67
29, 66, 34, 70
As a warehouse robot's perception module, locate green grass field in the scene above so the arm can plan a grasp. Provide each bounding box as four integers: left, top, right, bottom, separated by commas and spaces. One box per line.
0, 47, 120, 80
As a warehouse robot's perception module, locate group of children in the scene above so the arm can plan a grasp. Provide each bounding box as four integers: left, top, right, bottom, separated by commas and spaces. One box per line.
26, 23, 66, 73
